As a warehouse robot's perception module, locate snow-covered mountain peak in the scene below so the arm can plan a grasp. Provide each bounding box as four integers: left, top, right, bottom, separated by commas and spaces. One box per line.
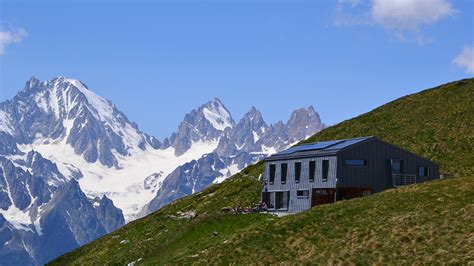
48, 77, 116, 123
201, 98, 234, 131
25, 76, 40, 89
166, 98, 235, 156
21, 76, 110, 121
2, 77, 161, 168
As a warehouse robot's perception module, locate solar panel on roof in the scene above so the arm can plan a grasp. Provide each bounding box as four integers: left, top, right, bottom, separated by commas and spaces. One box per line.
323, 137, 370, 150
270, 137, 373, 158
297, 140, 342, 151
275, 146, 301, 155
275, 140, 343, 155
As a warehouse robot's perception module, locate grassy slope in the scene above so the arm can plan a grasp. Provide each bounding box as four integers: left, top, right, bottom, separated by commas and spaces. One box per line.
302, 78, 474, 177
51, 79, 474, 264
173, 175, 474, 264
50, 165, 265, 265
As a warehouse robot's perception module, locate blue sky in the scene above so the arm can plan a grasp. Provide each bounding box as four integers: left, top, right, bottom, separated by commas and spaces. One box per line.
0, 0, 473, 139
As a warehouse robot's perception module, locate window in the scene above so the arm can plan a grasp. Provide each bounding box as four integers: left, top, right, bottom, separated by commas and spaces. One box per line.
294, 162, 301, 183
362, 190, 372, 197
322, 160, 329, 182
269, 164, 275, 184
281, 163, 287, 184
345, 159, 366, 166
275, 191, 289, 209
392, 161, 400, 171
419, 166, 429, 177
297, 190, 309, 198
314, 189, 329, 195
391, 159, 403, 172
309, 161, 315, 182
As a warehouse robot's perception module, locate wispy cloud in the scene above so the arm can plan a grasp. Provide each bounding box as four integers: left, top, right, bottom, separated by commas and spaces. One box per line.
0, 26, 27, 55
334, 0, 456, 44
453, 45, 474, 74
372, 0, 455, 30
334, 0, 372, 27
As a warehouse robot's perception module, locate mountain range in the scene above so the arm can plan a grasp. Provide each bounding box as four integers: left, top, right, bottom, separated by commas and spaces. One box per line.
50, 78, 474, 265
0, 76, 325, 264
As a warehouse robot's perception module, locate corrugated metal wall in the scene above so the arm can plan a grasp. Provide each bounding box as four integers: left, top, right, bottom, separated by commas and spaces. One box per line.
337, 138, 440, 192
262, 137, 440, 214
264, 156, 337, 213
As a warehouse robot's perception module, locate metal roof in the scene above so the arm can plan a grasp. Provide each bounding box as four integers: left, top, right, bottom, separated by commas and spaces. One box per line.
265, 136, 372, 161
275, 140, 342, 155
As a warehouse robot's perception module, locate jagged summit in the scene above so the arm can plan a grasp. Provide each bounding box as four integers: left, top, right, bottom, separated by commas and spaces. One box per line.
243, 106, 264, 121
201, 97, 235, 131
165, 97, 236, 156
4, 77, 161, 168
285, 105, 324, 142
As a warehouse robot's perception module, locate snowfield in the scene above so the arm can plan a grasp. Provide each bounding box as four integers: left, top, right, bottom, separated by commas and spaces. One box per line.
0, 201, 33, 232
0, 110, 14, 134
20, 139, 219, 222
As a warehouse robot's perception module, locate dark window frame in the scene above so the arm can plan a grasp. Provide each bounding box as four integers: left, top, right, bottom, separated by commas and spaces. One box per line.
297, 190, 309, 198
309, 161, 316, 182
294, 162, 301, 183
391, 159, 403, 172
418, 166, 429, 177
322, 160, 329, 182
275, 191, 290, 210
392, 161, 401, 171
269, 164, 276, 184
281, 163, 288, 184
344, 159, 367, 167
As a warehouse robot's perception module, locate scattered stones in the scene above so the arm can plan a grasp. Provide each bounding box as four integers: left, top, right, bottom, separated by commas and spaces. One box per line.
176, 210, 197, 219
127, 258, 142, 266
